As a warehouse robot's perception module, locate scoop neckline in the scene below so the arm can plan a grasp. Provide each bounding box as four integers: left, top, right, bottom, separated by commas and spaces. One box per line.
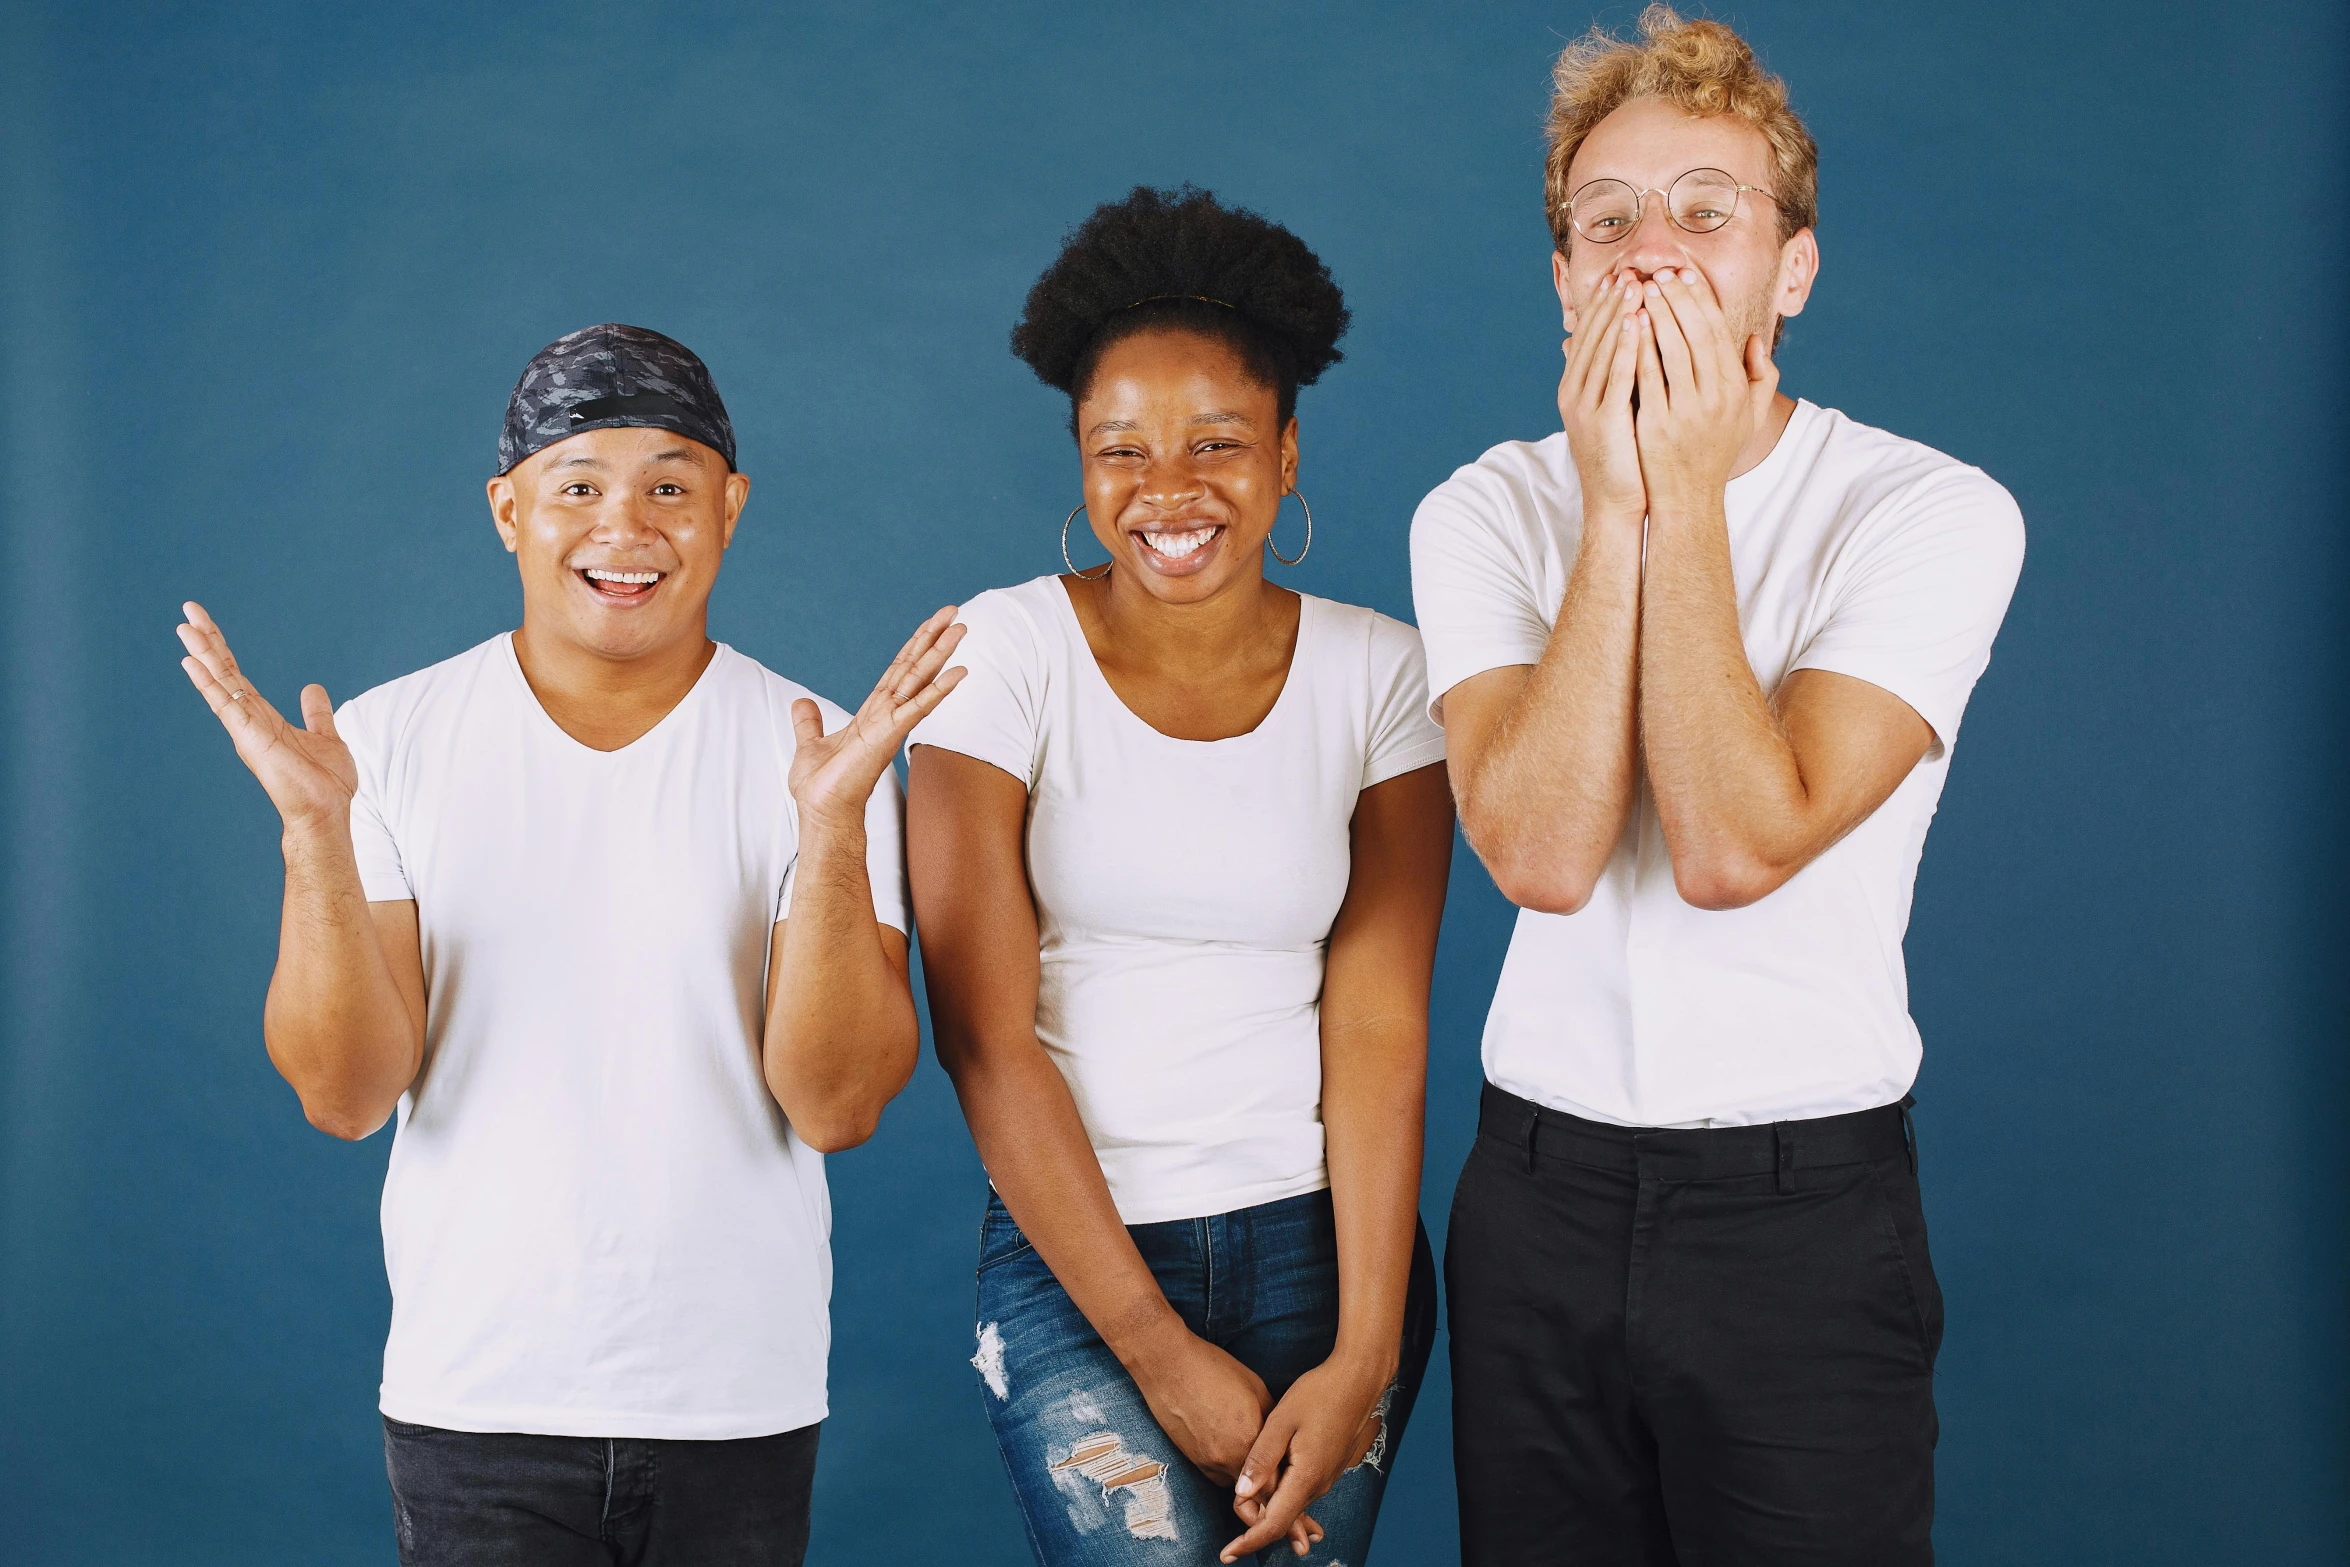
499, 632, 727, 758
1048, 577, 1314, 747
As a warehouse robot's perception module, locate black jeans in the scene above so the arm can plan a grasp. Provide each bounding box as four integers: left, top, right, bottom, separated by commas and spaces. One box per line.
1447, 1083, 1942, 1567
381, 1417, 819, 1567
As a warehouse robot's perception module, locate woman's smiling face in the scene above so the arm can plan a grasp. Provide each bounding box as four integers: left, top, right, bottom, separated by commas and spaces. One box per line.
1073, 328, 1297, 602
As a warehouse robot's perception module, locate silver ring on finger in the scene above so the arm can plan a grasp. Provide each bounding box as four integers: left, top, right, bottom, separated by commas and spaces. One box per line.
229, 688, 246, 701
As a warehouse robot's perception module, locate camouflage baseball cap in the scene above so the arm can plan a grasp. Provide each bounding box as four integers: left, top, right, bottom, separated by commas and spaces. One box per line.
497, 323, 737, 475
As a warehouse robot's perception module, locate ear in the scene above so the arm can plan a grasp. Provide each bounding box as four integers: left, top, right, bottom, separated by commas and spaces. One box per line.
1553, 249, 1579, 333
1279, 417, 1300, 493
485, 473, 520, 554
1773, 228, 1820, 320
721, 470, 751, 550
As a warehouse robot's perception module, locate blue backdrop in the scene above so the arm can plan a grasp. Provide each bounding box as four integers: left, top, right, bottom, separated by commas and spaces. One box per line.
3, 2, 2343, 1562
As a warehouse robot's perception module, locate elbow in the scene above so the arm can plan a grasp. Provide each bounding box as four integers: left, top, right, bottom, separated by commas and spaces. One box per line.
1466, 822, 1600, 915
790, 1107, 884, 1155
1670, 853, 1787, 912
299, 1095, 389, 1142
767, 1020, 918, 1154
1490, 862, 1597, 916
772, 1064, 908, 1154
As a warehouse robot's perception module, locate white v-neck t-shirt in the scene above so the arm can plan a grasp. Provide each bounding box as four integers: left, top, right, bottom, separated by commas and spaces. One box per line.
908, 576, 1446, 1225
337, 634, 907, 1439
1410, 400, 2024, 1129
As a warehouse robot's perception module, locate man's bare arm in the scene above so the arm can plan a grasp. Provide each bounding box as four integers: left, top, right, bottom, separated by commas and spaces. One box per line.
760, 609, 966, 1151
178, 602, 425, 1137
762, 896, 916, 1152
1630, 270, 1933, 910
1444, 530, 1638, 915
1446, 269, 1650, 914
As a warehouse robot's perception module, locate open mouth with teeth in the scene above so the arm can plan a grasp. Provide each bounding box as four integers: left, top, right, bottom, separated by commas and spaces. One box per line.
1134, 525, 1225, 572
579, 566, 667, 602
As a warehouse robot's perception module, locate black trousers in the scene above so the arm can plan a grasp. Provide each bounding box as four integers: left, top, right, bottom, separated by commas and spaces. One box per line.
382, 1417, 819, 1567
1447, 1083, 1942, 1566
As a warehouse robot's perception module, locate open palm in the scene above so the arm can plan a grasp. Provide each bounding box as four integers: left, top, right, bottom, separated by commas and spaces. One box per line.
176, 600, 357, 831
789, 606, 967, 833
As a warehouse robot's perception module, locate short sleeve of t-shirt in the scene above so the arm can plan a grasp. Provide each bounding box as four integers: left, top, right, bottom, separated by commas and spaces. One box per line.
1361, 614, 1448, 789
1787, 466, 2026, 756
778, 695, 910, 934
336, 692, 415, 904
1409, 456, 1557, 721
905, 588, 1047, 787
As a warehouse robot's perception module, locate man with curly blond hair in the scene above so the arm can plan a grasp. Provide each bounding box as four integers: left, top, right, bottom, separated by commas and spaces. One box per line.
1411, 8, 2024, 1562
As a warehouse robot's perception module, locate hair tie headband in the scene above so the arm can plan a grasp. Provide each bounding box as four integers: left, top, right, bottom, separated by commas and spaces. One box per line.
1122, 294, 1236, 312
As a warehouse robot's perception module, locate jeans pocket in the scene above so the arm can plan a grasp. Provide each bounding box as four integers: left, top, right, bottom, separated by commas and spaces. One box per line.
975, 1196, 1037, 1274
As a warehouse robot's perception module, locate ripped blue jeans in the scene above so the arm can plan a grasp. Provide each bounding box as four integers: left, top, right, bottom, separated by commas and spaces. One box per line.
972, 1189, 1436, 1566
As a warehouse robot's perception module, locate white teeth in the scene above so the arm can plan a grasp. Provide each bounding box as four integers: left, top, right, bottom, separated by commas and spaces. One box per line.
585, 569, 662, 585
1142, 528, 1218, 560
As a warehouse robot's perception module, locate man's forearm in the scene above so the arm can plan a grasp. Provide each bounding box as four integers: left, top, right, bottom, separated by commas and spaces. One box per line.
765, 819, 919, 1151
1638, 500, 1808, 906
262, 817, 422, 1138
1456, 519, 1643, 912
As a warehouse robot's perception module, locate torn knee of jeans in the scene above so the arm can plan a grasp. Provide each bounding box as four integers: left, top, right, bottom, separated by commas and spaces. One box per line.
972, 1321, 1009, 1400
1345, 1383, 1398, 1474
1047, 1424, 1179, 1542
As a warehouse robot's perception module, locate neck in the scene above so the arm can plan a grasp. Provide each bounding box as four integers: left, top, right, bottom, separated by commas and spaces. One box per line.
1729, 390, 1799, 481
1090, 563, 1288, 675
512, 610, 716, 751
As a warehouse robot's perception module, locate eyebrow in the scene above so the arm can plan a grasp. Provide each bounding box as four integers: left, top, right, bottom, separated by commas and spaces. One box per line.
1084, 411, 1254, 438
548, 446, 700, 471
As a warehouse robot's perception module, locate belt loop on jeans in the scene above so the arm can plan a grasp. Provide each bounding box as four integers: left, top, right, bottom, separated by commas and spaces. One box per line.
1524, 1105, 1539, 1171
1773, 1122, 1794, 1194
1899, 1093, 1918, 1175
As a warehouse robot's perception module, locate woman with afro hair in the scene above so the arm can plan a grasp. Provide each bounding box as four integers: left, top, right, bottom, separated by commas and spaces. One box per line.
907, 186, 1452, 1565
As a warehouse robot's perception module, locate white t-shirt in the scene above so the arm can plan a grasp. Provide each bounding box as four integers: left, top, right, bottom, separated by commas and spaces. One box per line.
1411, 400, 2024, 1128
337, 634, 907, 1439
908, 576, 1446, 1225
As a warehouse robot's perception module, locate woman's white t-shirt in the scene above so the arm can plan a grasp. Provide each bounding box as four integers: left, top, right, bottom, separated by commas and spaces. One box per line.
908, 576, 1446, 1225
339, 634, 907, 1439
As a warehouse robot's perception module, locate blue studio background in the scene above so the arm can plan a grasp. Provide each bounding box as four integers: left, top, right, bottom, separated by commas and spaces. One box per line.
3, 2, 2344, 1562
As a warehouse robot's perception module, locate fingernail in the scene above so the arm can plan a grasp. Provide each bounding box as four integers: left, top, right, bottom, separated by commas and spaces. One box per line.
1235, 1476, 1255, 1496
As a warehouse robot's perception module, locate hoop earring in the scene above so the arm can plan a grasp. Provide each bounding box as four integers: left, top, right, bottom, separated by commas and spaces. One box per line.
1061, 504, 1111, 581
1267, 490, 1312, 567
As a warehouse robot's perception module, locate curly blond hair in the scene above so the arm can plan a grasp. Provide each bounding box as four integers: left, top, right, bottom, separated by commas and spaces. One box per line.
1544, 5, 1818, 253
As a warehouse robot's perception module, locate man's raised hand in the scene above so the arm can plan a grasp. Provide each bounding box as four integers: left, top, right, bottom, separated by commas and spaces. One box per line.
1631, 266, 1778, 517
788, 606, 967, 833
1559, 266, 1649, 528
177, 601, 358, 833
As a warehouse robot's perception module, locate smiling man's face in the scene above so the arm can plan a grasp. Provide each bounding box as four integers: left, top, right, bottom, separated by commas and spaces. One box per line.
486, 425, 750, 663
1555, 96, 1816, 354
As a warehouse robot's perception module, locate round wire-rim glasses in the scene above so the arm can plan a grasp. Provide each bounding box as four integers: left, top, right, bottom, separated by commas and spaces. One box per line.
1559, 167, 1778, 243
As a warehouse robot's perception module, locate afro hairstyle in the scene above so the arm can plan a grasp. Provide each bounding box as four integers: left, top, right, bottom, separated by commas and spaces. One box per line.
1011, 185, 1350, 433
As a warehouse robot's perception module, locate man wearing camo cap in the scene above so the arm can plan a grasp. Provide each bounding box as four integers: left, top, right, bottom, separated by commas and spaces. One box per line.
177, 323, 966, 1564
